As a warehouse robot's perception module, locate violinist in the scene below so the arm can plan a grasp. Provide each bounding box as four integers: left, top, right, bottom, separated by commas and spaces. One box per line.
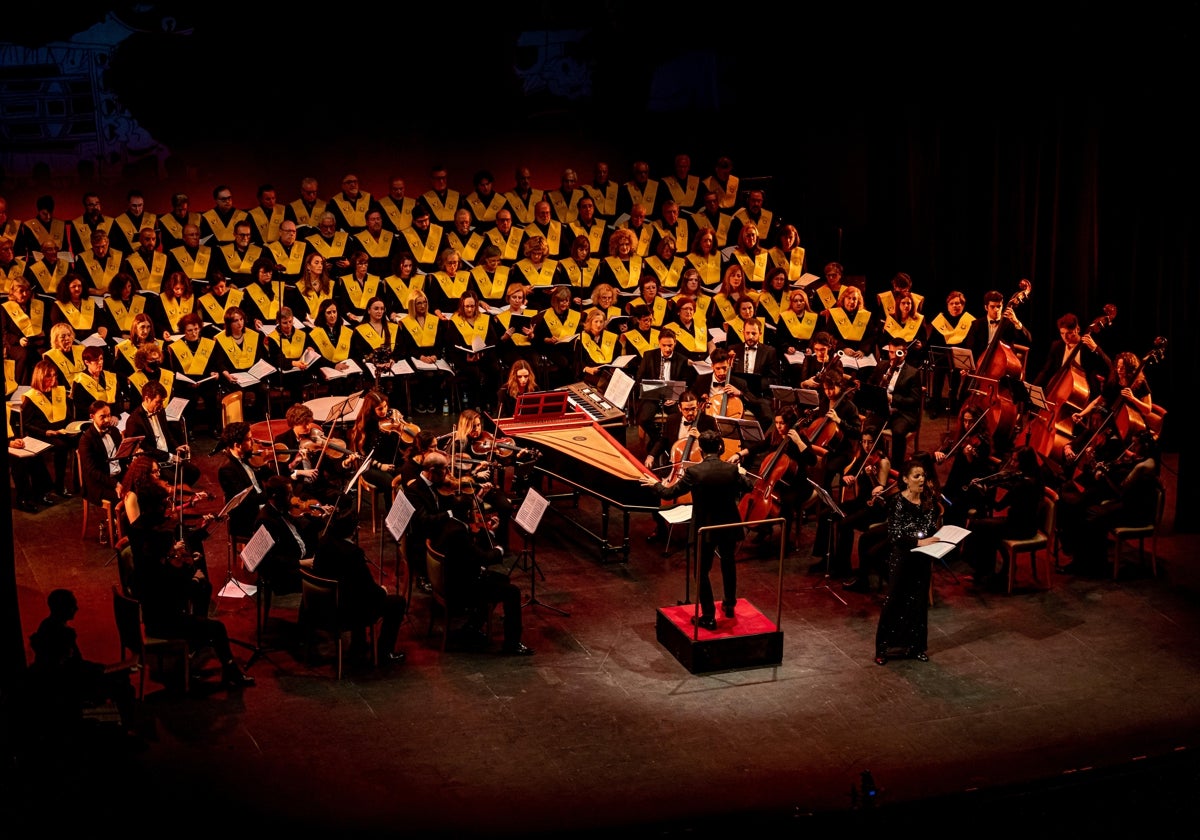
838, 425, 894, 592
274, 403, 346, 505
122, 380, 201, 488
402, 451, 455, 594
215, 420, 271, 542
345, 390, 409, 502
449, 409, 514, 551
806, 369, 863, 568
932, 404, 993, 526
122, 453, 255, 689
961, 446, 1045, 592
1031, 312, 1112, 404
252, 475, 322, 608
1057, 429, 1161, 577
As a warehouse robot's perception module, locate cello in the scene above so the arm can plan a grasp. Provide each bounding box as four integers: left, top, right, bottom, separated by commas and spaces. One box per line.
1027, 304, 1116, 464
960, 279, 1032, 449
662, 423, 740, 508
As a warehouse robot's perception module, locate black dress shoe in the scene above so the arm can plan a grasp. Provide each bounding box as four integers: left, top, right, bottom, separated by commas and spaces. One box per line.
39, 495, 57, 507
874, 654, 888, 666
913, 652, 930, 662
384, 650, 407, 665
691, 615, 718, 631
723, 602, 736, 618
55, 488, 73, 499
416, 576, 434, 593
501, 642, 534, 656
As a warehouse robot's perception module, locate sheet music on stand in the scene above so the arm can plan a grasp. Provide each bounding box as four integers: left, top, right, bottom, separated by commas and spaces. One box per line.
343, 447, 377, 495
712, 415, 766, 444
639, 379, 688, 403
163, 398, 189, 423
770, 386, 820, 409
384, 490, 416, 543
514, 488, 549, 536
219, 486, 255, 520
604, 368, 635, 410
806, 478, 846, 520
112, 435, 145, 461
1023, 382, 1049, 412
950, 347, 975, 372
240, 524, 275, 574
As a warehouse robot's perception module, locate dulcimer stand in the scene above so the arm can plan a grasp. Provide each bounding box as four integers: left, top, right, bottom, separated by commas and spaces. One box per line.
805, 478, 849, 606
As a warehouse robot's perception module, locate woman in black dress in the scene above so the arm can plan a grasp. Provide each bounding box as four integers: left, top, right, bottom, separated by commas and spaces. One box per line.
874, 456, 943, 665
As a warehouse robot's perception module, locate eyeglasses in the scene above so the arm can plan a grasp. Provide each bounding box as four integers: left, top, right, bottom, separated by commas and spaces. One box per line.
217, 195, 233, 201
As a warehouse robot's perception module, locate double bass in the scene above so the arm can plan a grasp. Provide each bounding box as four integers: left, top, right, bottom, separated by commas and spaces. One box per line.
960, 279, 1032, 449
1027, 304, 1116, 463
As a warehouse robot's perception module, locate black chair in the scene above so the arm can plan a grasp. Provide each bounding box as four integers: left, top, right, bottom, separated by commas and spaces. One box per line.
298, 567, 376, 678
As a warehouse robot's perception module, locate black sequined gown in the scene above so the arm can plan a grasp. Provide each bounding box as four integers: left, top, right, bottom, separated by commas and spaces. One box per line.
874, 492, 942, 657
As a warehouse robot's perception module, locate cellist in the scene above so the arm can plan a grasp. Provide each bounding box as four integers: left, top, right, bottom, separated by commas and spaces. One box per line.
644, 391, 717, 544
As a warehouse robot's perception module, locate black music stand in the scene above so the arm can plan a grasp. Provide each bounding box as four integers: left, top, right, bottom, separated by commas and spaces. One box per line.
237, 523, 281, 670
639, 379, 688, 439
513, 488, 568, 616
805, 478, 848, 606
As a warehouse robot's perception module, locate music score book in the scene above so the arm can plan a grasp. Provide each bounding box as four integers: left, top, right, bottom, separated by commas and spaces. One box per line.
911, 525, 971, 559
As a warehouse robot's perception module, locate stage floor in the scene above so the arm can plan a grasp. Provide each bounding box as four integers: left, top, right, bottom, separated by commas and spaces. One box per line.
6, 409, 1199, 837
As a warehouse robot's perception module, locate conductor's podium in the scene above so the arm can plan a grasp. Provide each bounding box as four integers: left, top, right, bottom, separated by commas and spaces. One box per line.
656, 599, 783, 674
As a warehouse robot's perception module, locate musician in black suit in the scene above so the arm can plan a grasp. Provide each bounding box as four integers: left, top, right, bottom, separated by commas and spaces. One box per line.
963, 289, 1033, 386
797, 331, 845, 389
1030, 312, 1112, 403
252, 476, 325, 621
727, 319, 780, 432
215, 420, 271, 539
644, 391, 717, 470
402, 449, 454, 594
642, 430, 757, 629
692, 354, 752, 421
122, 380, 201, 488
864, 334, 925, 466
634, 326, 696, 448
76, 400, 125, 505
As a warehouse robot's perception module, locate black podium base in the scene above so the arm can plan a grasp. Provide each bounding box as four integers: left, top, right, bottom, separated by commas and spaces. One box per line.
655, 600, 783, 674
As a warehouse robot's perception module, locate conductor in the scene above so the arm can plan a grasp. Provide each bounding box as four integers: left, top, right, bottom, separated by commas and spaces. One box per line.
641, 430, 756, 630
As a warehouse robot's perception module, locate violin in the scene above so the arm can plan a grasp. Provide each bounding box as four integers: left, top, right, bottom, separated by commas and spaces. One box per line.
379, 409, 421, 445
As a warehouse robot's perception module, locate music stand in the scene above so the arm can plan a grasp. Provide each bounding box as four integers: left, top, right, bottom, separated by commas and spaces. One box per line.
639, 379, 688, 439
216, 486, 257, 600
513, 488, 568, 615
805, 478, 848, 606
711, 415, 766, 446
236, 524, 279, 669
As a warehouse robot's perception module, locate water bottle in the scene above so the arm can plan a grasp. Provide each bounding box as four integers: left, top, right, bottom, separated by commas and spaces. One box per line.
441, 398, 449, 415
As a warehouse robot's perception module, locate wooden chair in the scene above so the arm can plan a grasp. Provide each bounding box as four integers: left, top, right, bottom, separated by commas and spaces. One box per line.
111, 584, 190, 699
298, 567, 375, 678
77, 449, 120, 545
221, 391, 244, 429
1111, 484, 1165, 581
997, 487, 1058, 594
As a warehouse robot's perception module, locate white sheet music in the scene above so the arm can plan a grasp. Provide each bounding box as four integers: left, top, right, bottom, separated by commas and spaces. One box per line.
240, 524, 276, 573
411, 357, 453, 372
658, 504, 693, 525
320, 358, 363, 379
604, 368, 635, 410
384, 491, 416, 543
8, 436, 50, 458
164, 397, 190, 423
514, 488, 550, 536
